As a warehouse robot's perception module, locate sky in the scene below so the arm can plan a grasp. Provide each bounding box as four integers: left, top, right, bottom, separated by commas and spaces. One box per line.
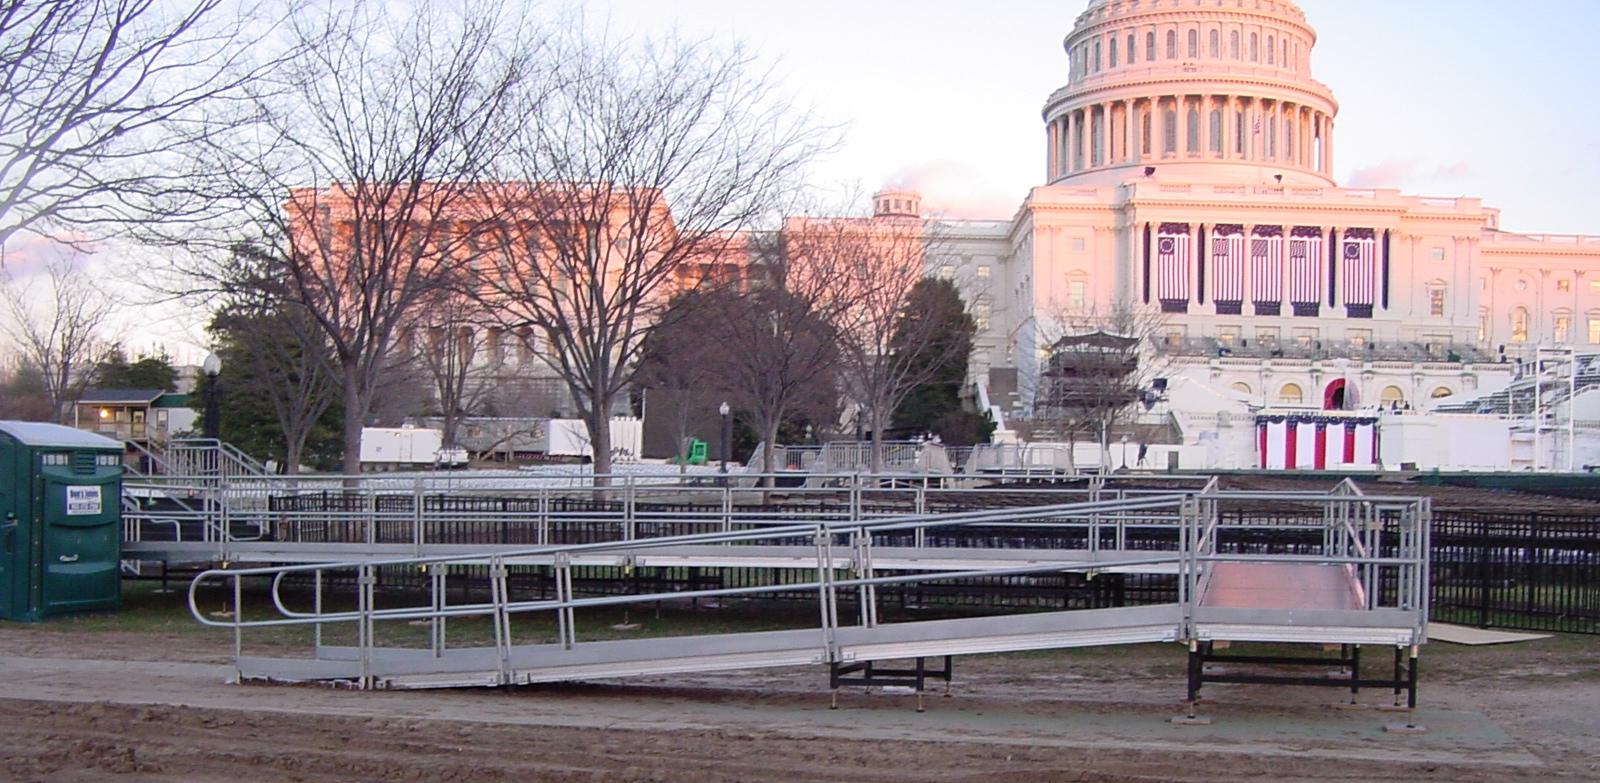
577, 0, 1600, 230
10, 0, 1600, 360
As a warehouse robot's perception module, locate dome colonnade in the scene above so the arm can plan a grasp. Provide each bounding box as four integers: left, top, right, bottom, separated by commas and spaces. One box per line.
1044, 0, 1337, 186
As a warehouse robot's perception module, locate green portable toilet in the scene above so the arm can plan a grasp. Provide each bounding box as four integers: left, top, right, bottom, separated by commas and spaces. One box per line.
0, 421, 124, 621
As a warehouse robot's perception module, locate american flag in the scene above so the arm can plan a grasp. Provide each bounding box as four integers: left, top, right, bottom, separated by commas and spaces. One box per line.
1343, 230, 1378, 306
1212, 226, 1245, 303
1250, 232, 1281, 305
1156, 226, 1190, 303
1289, 232, 1323, 305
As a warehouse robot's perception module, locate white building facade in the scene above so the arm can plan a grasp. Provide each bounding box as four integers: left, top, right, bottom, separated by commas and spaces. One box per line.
917, 0, 1600, 425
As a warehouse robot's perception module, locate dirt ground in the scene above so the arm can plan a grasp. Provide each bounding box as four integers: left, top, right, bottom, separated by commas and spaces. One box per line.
1, 595, 1598, 782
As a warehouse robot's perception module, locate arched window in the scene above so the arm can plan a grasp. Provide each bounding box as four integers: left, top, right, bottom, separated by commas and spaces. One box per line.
1127, 34, 1136, 64
1279, 383, 1304, 405
1141, 110, 1152, 155
1188, 29, 1199, 58
1110, 36, 1119, 67
1231, 382, 1253, 396
1167, 30, 1178, 59
1093, 39, 1101, 72
1267, 35, 1276, 64
1431, 387, 1455, 400
1250, 32, 1259, 61
1209, 110, 1223, 154
1209, 30, 1220, 58
1146, 31, 1156, 61
1285, 116, 1296, 162
1380, 386, 1406, 406
1555, 310, 1572, 343
1186, 108, 1200, 154
1163, 109, 1178, 154
1236, 109, 1248, 155
1512, 307, 1530, 343
1230, 30, 1240, 59
1429, 285, 1447, 317
1266, 114, 1276, 157
1283, 38, 1290, 67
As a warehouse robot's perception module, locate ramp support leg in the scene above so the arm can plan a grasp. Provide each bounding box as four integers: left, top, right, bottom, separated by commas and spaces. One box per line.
1347, 644, 1361, 705
1185, 641, 1202, 718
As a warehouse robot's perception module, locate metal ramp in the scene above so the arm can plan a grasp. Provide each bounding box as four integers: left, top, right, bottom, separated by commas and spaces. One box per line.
250, 605, 1183, 690
189, 482, 1430, 704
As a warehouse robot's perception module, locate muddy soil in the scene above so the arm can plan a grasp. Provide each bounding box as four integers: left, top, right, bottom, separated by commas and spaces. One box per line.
1, 622, 1597, 782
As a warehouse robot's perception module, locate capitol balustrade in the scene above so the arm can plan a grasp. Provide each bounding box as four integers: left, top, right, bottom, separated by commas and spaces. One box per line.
1154, 337, 1492, 365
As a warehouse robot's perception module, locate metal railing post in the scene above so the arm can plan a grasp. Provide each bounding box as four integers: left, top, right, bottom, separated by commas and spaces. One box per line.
413, 477, 425, 557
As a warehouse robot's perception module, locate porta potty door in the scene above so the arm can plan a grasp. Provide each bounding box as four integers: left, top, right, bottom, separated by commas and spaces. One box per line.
0, 444, 17, 619
35, 455, 121, 617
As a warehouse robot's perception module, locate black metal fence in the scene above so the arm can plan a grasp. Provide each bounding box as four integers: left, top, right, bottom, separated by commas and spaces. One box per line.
262, 493, 1600, 635
1430, 512, 1600, 635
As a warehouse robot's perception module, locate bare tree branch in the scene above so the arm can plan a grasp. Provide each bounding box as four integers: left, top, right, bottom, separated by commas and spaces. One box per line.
0, 0, 296, 253
0, 255, 112, 421
479, 30, 831, 480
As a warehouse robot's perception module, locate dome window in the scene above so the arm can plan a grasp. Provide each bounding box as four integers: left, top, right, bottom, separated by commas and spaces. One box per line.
1267, 35, 1276, 65
1230, 30, 1240, 60
1209, 30, 1220, 58
1146, 31, 1156, 62
1250, 33, 1259, 62
1166, 30, 1177, 60
1188, 29, 1198, 59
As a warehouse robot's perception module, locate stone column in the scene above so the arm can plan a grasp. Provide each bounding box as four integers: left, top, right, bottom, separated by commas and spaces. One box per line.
1066, 110, 1078, 173
1158, 96, 1171, 158
1178, 95, 1191, 158
1222, 95, 1234, 160
1102, 103, 1114, 167
1047, 120, 1058, 179
1124, 99, 1135, 164
1324, 116, 1334, 175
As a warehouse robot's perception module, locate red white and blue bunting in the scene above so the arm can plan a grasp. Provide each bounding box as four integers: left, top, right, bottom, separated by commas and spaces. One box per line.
1156, 223, 1191, 305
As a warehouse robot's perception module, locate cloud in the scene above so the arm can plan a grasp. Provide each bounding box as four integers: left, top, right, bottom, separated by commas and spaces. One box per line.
0, 235, 96, 279
1345, 159, 1416, 188
883, 159, 1022, 219
1433, 160, 1472, 180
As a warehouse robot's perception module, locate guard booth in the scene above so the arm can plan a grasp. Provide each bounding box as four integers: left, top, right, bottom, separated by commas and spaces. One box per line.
0, 422, 124, 621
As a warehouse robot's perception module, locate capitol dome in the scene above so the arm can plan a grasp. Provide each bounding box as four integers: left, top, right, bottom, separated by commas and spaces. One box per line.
1044, 0, 1339, 187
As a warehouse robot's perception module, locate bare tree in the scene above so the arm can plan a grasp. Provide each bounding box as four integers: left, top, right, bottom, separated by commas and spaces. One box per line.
0, 256, 111, 421
0, 354, 52, 420
817, 213, 961, 473
1030, 303, 1171, 470
172, 2, 540, 471
480, 32, 829, 480
410, 288, 494, 451
0, 0, 289, 254
715, 229, 854, 482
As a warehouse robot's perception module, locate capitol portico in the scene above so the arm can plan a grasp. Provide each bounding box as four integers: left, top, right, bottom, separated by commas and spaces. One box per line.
917, 0, 1600, 443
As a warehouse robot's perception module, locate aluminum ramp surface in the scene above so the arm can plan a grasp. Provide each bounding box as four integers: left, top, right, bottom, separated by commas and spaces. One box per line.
236, 604, 1184, 690
1192, 562, 1420, 646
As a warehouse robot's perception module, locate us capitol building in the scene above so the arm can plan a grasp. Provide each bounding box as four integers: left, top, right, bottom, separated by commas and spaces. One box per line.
908, 0, 1600, 441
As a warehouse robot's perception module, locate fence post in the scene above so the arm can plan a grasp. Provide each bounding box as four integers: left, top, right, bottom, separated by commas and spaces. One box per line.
413, 477, 424, 557
1477, 515, 1490, 629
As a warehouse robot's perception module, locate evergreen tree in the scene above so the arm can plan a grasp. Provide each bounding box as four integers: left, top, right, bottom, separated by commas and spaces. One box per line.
889, 278, 994, 446
194, 306, 344, 472
92, 344, 178, 391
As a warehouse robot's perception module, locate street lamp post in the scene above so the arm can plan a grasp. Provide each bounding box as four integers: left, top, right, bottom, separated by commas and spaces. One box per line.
201, 352, 223, 441
719, 401, 731, 475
